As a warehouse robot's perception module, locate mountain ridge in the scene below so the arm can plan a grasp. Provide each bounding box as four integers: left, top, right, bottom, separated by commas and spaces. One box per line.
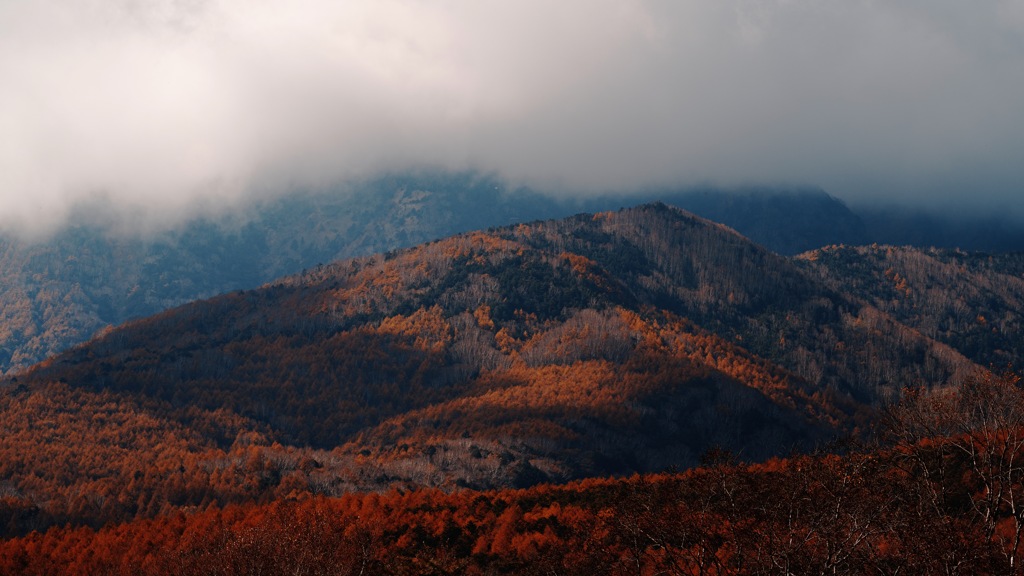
6, 171, 1013, 377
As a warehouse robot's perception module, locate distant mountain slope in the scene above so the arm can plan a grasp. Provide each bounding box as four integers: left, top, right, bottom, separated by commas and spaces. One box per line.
0, 172, 559, 375
25, 203, 976, 431
0, 172, 867, 376
798, 245, 1024, 370
23, 205, 859, 449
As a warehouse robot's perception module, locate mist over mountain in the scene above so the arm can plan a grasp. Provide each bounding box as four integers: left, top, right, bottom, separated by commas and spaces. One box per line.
855, 204, 1024, 253
3, 0, 1024, 238
2, 171, 1022, 377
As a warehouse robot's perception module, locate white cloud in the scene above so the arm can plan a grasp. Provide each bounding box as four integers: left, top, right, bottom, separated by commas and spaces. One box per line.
2, 0, 1022, 235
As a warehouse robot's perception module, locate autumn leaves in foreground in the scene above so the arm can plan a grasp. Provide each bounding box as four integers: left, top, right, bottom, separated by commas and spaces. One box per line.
2, 371, 1024, 575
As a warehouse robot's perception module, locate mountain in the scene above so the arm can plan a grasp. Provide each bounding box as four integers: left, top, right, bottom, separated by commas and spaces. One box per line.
0, 203, 990, 537
5, 169, 1019, 380
0, 172, 872, 376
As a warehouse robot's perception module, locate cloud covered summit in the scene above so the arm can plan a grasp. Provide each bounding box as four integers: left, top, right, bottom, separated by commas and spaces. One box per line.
2, 0, 1023, 235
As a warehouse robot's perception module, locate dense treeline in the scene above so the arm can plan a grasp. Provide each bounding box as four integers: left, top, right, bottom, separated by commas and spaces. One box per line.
3, 372, 1024, 575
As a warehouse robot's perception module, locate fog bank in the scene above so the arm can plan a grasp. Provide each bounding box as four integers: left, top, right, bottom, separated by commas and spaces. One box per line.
3, 0, 1023, 236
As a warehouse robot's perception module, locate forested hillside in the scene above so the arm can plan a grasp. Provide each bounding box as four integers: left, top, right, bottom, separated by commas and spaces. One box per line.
5, 370, 1024, 575
0, 204, 992, 538
800, 245, 1024, 370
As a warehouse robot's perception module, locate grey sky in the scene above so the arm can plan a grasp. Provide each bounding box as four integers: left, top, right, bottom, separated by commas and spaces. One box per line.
2, 0, 1023, 235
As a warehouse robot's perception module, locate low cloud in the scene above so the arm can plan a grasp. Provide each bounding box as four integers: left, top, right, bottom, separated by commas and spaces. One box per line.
2, 0, 1023, 236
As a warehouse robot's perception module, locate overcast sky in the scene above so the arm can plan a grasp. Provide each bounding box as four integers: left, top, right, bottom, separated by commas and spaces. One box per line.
2, 0, 1023, 235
